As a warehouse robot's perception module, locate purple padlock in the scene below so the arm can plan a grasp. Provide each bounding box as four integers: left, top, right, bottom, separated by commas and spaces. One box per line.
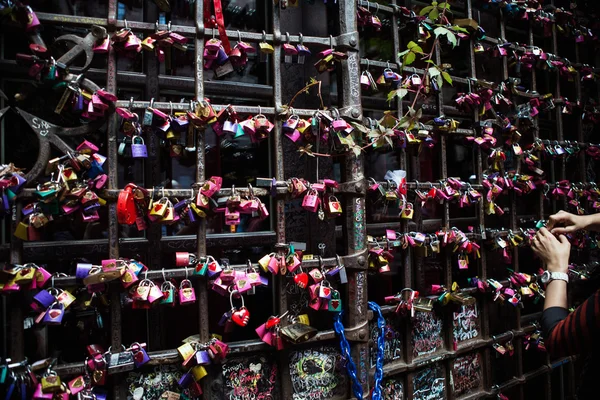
131, 343, 150, 367
187, 207, 197, 223
178, 371, 194, 388
33, 289, 56, 309
43, 302, 65, 325
76, 263, 93, 279
92, 389, 107, 400
216, 47, 229, 64
196, 350, 211, 366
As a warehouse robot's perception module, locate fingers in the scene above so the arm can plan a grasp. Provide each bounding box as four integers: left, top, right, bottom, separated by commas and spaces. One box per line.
557, 235, 570, 245
550, 226, 575, 235
547, 210, 570, 230
538, 227, 553, 238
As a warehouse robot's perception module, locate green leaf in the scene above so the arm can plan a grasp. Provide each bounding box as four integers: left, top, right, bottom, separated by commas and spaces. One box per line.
399, 49, 410, 57
419, 6, 434, 16
429, 8, 439, 21
434, 26, 449, 37
415, 108, 423, 120
438, 2, 451, 9
436, 74, 443, 89
408, 107, 416, 117
407, 41, 419, 50
412, 44, 424, 54
425, 59, 436, 64
442, 71, 453, 85
387, 90, 397, 103
446, 31, 457, 47
404, 51, 416, 65
432, 1, 438, 5
351, 145, 362, 157
428, 67, 441, 77
451, 25, 469, 34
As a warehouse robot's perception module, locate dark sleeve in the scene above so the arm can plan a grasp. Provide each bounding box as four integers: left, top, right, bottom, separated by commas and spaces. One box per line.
540, 289, 600, 358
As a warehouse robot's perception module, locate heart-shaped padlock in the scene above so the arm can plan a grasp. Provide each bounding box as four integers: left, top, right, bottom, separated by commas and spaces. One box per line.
294, 272, 309, 289
232, 307, 250, 327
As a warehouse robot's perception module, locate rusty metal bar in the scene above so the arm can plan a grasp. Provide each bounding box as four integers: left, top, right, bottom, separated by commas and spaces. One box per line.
34, 12, 357, 49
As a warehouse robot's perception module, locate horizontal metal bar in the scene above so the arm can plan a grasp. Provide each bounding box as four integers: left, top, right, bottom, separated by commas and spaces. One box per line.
34, 12, 357, 48
46, 250, 367, 287
51, 327, 346, 376
357, 0, 396, 14
360, 58, 472, 85
0, 232, 278, 260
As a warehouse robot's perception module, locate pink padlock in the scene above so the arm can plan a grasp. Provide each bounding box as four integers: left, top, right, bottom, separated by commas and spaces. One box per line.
93, 37, 110, 54
302, 190, 320, 212
179, 279, 196, 304
331, 118, 347, 131
25, 6, 41, 32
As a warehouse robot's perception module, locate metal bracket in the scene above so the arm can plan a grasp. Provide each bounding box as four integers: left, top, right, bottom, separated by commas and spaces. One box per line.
336, 31, 359, 49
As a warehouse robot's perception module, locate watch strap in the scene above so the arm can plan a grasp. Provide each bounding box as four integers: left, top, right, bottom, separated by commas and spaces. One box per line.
548, 271, 569, 283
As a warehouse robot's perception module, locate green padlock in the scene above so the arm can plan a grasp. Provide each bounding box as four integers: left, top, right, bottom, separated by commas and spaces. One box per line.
328, 290, 342, 312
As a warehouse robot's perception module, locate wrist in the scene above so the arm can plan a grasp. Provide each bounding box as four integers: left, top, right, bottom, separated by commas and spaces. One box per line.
546, 262, 568, 273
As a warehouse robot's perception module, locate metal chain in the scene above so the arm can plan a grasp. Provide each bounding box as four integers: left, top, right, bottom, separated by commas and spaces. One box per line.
333, 311, 363, 400
369, 301, 385, 400
333, 302, 386, 400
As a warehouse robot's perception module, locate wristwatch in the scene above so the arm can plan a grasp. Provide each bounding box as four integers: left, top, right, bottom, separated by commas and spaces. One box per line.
540, 270, 569, 284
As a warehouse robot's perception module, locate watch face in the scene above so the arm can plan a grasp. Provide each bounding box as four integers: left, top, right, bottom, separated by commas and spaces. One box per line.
541, 271, 550, 284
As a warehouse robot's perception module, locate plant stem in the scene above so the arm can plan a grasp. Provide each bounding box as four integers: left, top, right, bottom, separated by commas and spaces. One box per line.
403, 5, 449, 117
287, 81, 325, 110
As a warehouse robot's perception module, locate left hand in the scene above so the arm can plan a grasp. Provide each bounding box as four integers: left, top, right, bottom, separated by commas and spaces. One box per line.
531, 228, 571, 273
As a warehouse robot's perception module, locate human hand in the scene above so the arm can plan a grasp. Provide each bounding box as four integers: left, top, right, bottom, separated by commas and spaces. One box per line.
531, 228, 571, 273
547, 210, 587, 235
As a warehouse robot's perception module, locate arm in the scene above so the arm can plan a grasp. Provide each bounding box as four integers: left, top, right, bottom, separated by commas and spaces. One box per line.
541, 289, 600, 358
548, 210, 600, 234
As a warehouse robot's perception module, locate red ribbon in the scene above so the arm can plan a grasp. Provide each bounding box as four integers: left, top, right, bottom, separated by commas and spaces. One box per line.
204, 0, 232, 54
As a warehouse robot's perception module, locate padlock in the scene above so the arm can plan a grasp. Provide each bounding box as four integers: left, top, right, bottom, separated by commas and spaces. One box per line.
179, 279, 196, 304
302, 189, 320, 212
43, 302, 64, 325
328, 290, 342, 312
107, 351, 135, 374
401, 203, 414, 219
280, 322, 317, 344
131, 136, 148, 158
33, 289, 56, 309
26, 6, 41, 32
40, 372, 62, 393
327, 195, 343, 216
130, 343, 150, 367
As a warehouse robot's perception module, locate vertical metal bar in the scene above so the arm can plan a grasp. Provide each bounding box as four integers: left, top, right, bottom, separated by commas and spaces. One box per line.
338, 0, 368, 395
467, 1, 491, 394
271, 5, 294, 400
106, 2, 123, 398
144, 4, 164, 351
574, 41, 586, 182
392, 0, 413, 365
8, 203, 24, 360
192, 1, 210, 397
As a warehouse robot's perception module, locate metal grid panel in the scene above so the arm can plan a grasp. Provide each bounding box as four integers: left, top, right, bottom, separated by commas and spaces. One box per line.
0, 0, 596, 399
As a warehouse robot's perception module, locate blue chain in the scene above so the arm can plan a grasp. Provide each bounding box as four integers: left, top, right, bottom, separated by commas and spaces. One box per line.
333, 302, 386, 400
370, 301, 385, 400
333, 311, 363, 400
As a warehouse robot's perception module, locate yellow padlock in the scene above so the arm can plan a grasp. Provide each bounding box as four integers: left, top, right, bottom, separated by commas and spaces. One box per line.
191, 365, 207, 381
259, 42, 274, 54
177, 343, 196, 360
41, 373, 62, 393
297, 314, 310, 325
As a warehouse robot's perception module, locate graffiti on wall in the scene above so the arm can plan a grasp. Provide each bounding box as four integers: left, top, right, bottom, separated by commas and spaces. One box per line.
289, 346, 348, 400
222, 355, 279, 400
370, 316, 402, 368
452, 353, 482, 396
453, 304, 479, 346
412, 310, 444, 358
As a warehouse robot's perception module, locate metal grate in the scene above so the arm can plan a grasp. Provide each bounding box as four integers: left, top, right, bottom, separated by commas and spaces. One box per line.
1, 0, 597, 399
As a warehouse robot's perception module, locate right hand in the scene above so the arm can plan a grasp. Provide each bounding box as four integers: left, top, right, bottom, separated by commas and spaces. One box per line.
547, 210, 587, 235
531, 228, 571, 273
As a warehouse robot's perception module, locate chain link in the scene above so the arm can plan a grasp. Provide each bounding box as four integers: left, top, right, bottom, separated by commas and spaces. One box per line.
333, 312, 363, 399
369, 301, 385, 400
333, 302, 386, 400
